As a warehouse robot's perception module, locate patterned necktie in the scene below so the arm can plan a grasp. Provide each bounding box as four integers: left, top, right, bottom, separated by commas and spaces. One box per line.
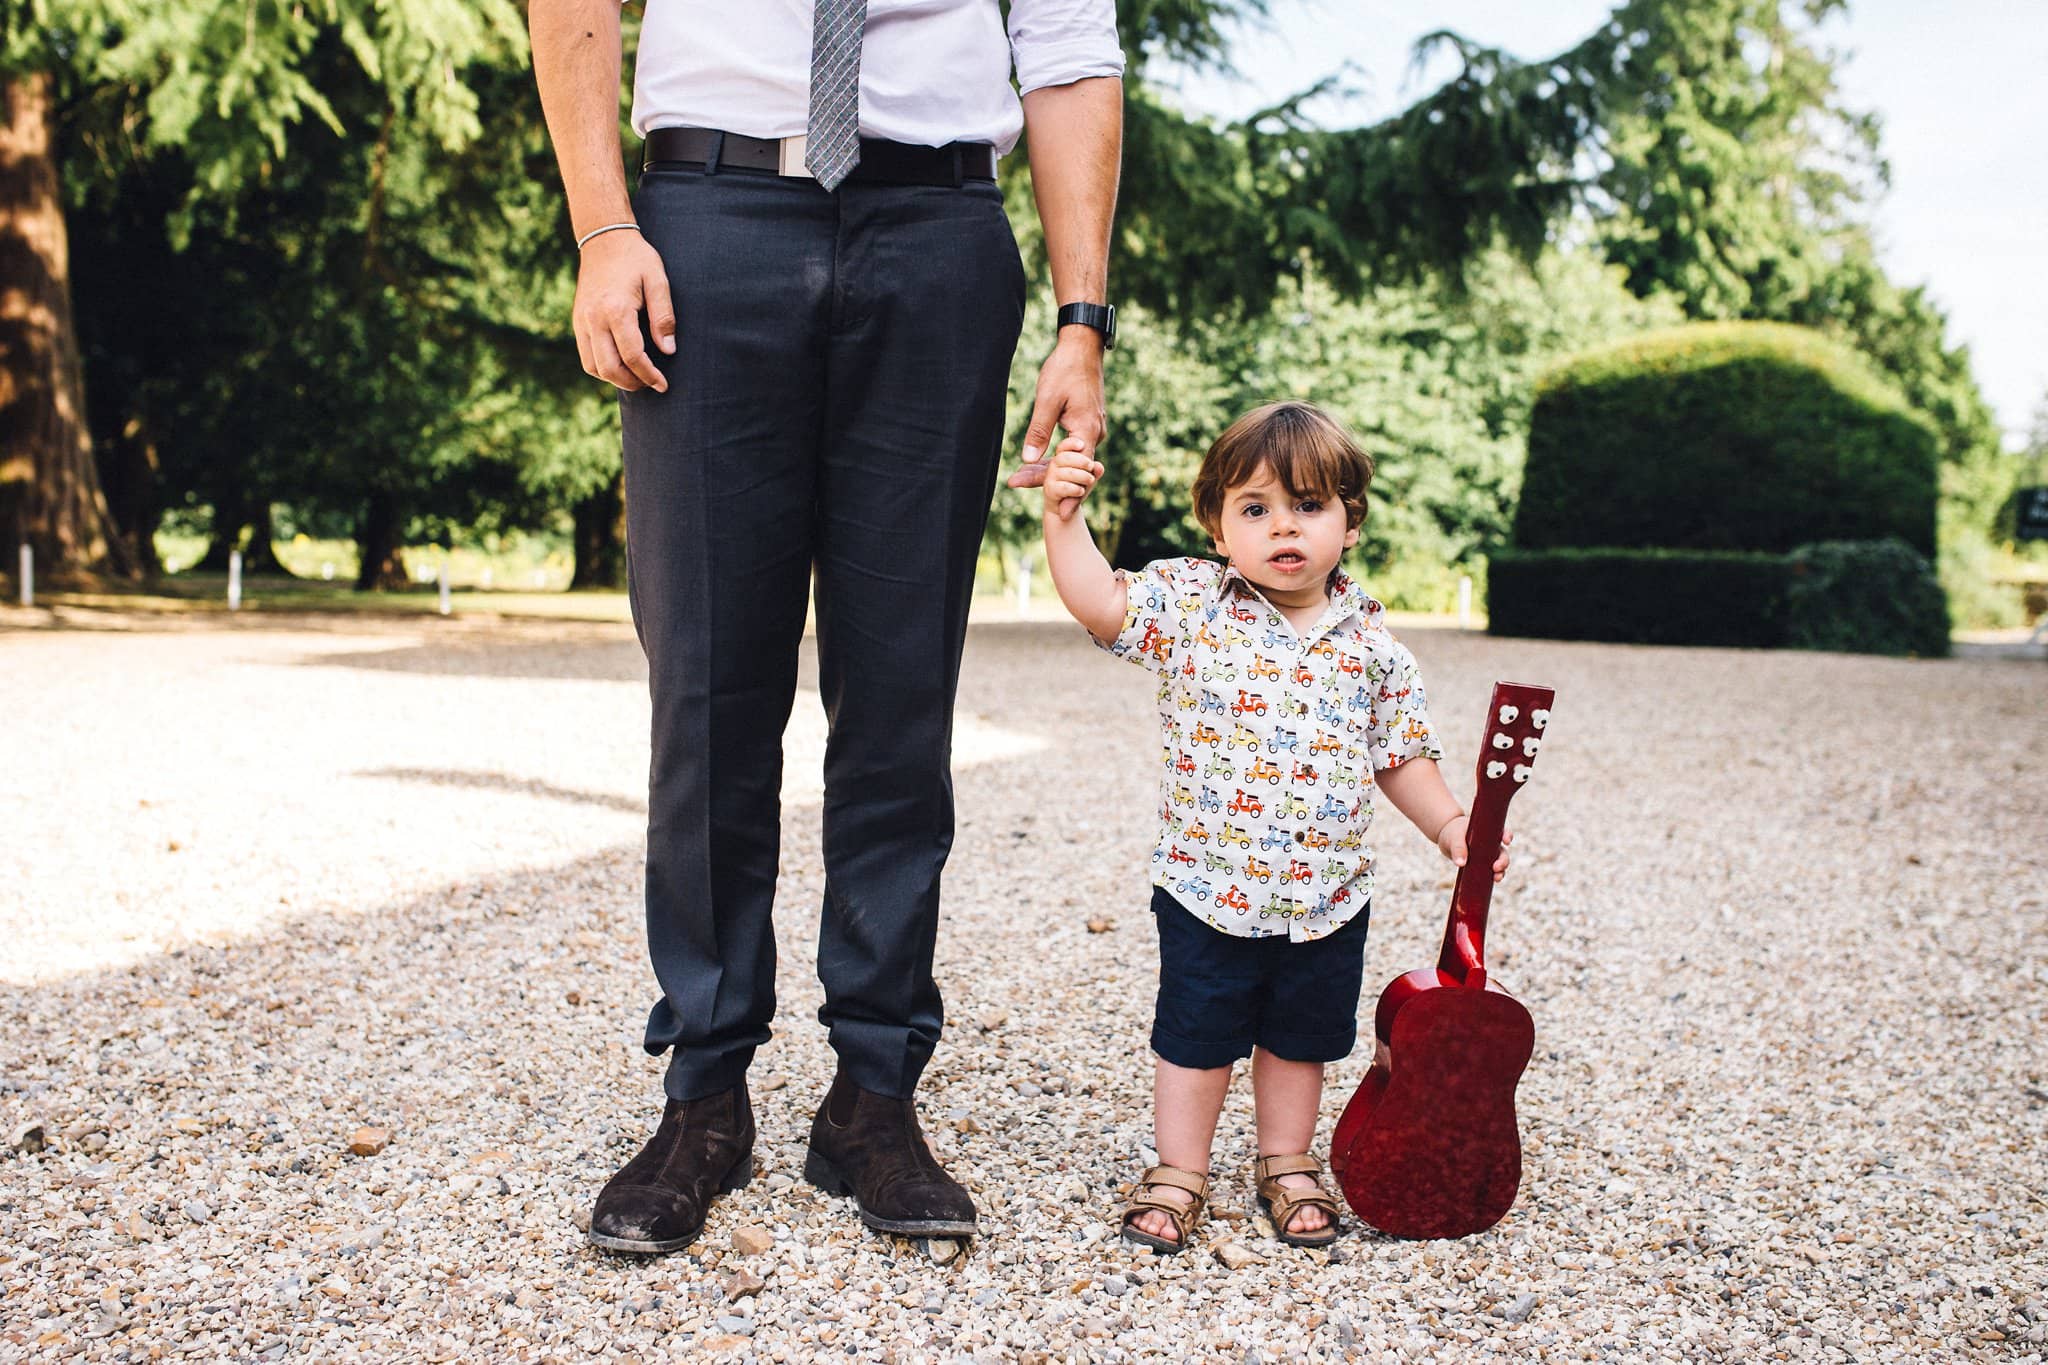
804, 0, 868, 190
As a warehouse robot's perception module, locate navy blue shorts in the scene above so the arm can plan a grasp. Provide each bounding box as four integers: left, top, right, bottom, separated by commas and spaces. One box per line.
1148, 886, 1371, 1069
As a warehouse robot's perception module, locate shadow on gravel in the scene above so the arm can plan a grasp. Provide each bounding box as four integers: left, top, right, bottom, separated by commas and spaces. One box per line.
354, 767, 651, 815
300, 627, 651, 683
290, 619, 1083, 685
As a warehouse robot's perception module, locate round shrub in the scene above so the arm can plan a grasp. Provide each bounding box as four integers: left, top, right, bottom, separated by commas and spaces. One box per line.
1783, 539, 1951, 658
1515, 322, 1940, 556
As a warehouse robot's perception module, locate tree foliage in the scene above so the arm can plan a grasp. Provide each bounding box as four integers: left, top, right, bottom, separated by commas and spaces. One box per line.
4, 0, 2020, 621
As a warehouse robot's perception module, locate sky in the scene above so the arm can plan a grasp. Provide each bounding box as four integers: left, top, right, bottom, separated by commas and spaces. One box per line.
1157, 1, 2048, 447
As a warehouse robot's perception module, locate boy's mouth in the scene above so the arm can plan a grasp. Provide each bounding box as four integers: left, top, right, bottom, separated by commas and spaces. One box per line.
1268, 549, 1308, 572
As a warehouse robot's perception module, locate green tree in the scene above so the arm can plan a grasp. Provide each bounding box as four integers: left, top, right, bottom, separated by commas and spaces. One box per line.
5, 0, 529, 580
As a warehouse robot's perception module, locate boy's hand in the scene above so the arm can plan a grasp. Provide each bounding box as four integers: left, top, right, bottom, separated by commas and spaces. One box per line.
1437, 816, 1514, 883
1041, 438, 1103, 523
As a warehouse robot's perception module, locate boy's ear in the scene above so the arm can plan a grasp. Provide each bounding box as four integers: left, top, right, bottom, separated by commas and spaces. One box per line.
1343, 525, 1360, 549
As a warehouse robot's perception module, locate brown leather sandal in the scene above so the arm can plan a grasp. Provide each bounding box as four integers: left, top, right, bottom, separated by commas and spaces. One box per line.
1255, 1153, 1342, 1248
1120, 1163, 1210, 1254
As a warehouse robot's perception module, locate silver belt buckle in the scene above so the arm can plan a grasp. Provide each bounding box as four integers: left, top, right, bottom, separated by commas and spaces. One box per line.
777, 134, 810, 177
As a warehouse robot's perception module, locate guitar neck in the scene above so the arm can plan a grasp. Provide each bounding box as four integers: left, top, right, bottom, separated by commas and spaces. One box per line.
1436, 682, 1554, 984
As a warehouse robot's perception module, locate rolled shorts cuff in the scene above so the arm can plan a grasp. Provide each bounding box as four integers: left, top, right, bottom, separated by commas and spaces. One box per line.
1254, 1022, 1358, 1065
1149, 1024, 1254, 1071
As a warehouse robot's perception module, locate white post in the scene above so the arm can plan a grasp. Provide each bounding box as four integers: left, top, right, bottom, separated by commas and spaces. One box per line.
437, 561, 451, 616
227, 550, 243, 611
17, 545, 30, 608
321, 561, 335, 581
1457, 575, 1472, 629
1016, 553, 1033, 615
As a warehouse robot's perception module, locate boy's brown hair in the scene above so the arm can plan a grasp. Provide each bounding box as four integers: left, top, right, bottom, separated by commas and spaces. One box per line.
1190, 401, 1374, 540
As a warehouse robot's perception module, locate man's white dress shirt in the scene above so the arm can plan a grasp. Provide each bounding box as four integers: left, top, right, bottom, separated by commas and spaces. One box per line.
626, 0, 1125, 154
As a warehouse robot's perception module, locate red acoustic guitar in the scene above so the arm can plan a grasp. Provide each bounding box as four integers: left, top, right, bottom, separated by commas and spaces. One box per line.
1329, 681, 1554, 1239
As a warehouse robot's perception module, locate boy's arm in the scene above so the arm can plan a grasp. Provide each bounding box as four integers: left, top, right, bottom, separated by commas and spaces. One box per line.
1039, 443, 1127, 643
1376, 758, 1513, 881
1373, 758, 1464, 852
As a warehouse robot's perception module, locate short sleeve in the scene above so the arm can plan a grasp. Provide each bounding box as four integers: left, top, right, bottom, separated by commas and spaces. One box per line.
1007, 0, 1127, 96
1369, 636, 1444, 770
1096, 558, 1206, 674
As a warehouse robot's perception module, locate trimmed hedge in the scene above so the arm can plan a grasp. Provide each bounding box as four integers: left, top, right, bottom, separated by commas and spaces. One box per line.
1487, 548, 1792, 648
1515, 322, 1940, 557
1489, 539, 1950, 656
1784, 540, 1951, 658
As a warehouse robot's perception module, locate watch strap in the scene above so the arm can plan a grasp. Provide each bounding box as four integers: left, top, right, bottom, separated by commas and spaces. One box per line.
1057, 301, 1116, 349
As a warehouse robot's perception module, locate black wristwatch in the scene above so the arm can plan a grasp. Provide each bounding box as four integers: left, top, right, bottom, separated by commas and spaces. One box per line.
1057, 301, 1117, 350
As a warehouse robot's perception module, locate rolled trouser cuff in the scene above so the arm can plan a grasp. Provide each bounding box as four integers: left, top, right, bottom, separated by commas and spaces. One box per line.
662, 1045, 758, 1104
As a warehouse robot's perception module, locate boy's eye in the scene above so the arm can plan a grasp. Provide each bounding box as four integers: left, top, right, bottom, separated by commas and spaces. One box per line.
1241, 503, 1265, 518
1297, 499, 1322, 514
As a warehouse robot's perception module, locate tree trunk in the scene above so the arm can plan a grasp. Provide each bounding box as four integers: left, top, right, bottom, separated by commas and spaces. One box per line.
193, 483, 249, 573
193, 522, 243, 573
570, 470, 626, 589
240, 505, 292, 577
196, 501, 292, 576
354, 490, 408, 591
0, 71, 133, 581
99, 413, 164, 578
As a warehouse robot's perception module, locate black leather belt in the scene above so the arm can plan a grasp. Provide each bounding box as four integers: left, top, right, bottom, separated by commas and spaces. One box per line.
642, 126, 997, 186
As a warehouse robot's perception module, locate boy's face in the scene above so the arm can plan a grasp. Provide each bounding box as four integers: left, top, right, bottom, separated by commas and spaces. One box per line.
1210, 466, 1359, 608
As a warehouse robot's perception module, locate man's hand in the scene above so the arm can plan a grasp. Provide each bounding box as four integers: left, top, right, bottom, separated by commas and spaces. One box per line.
1041, 438, 1103, 523
1008, 331, 1106, 488
1438, 816, 1515, 883
573, 230, 677, 393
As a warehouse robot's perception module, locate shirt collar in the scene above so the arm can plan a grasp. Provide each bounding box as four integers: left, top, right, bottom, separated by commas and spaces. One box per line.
1213, 561, 1382, 635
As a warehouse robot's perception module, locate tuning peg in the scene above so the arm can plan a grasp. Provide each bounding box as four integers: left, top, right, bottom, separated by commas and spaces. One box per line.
1531, 709, 1549, 729
1491, 733, 1513, 750
1486, 760, 1507, 779
1497, 704, 1519, 724
1511, 764, 1531, 783
1522, 735, 1541, 757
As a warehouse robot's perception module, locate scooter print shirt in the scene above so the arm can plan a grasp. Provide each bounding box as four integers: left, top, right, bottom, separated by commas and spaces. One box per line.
1099, 557, 1443, 940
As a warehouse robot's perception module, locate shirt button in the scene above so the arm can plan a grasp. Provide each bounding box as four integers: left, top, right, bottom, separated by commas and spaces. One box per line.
1293, 831, 1306, 844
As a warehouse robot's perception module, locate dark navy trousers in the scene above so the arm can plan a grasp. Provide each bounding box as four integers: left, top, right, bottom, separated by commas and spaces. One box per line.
620, 160, 1026, 1102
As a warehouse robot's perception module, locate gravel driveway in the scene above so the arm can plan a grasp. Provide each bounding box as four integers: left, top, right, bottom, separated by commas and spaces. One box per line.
2, 610, 2043, 1362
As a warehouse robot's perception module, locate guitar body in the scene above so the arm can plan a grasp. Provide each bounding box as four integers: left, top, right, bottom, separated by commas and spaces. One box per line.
1330, 972, 1534, 1238
1331, 682, 1555, 1239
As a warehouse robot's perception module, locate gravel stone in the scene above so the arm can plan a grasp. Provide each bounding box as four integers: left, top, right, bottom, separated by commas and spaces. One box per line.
347, 1125, 391, 1156
1498, 1291, 1538, 1322
2, 612, 2042, 1361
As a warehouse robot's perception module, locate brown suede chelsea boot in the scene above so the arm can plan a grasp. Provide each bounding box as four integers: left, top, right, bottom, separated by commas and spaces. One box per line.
803, 1071, 977, 1238
588, 1083, 755, 1254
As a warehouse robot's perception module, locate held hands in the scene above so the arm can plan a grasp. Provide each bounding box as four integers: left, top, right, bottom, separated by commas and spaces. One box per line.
574, 230, 676, 393
1040, 438, 1103, 523
1008, 330, 1107, 489
1437, 816, 1514, 884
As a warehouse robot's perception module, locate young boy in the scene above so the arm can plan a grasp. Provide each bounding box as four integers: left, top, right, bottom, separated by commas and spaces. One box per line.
1040, 401, 1512, 1251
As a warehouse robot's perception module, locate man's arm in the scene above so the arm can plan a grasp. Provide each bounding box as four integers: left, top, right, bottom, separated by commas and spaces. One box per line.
1009, 75, 1123, 487
529, 0, 674, 393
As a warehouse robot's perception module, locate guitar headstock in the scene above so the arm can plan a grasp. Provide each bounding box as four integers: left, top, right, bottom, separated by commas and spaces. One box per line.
1475, 681, 1555, 796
